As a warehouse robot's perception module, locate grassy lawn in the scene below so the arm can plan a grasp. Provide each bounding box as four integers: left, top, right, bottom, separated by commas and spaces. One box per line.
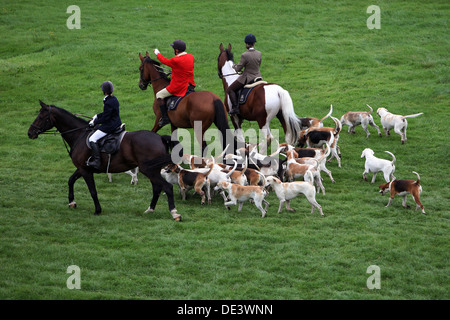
0, 0, 448, 300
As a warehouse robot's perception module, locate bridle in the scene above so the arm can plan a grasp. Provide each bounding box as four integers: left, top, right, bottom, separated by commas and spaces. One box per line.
31, 105, 89, 155
140, 59, 171, 86
30, 105, 55, 135
31, 106, 88, 136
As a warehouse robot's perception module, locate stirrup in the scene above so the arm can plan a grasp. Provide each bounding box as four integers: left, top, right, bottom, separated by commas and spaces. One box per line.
158, 117, 170, 127
86, 157, 101, 169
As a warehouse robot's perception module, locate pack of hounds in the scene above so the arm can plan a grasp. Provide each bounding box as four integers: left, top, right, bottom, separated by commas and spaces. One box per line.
113, 105, 425, 217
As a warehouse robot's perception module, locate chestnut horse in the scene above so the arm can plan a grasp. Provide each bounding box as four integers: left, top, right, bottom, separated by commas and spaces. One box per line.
28, 101, 181, 221
218, 43, 300, 146
138, 52, 232, 153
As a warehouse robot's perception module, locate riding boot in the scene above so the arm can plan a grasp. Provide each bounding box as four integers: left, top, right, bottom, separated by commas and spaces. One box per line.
87, 141, 101, 170
228, 90, 240, 115
158, 99, 171, 127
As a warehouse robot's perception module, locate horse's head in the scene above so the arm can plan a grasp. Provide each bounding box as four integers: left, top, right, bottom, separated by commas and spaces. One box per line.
138, 52, 152, 90
138, 52, 170, 91
218, 43, 234, 79
28, 100, 55, 139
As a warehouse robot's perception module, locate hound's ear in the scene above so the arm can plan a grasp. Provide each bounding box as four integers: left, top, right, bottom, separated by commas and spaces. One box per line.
228, 43, 232, 51
139, 52, 144, 62
219, 43, 224, 51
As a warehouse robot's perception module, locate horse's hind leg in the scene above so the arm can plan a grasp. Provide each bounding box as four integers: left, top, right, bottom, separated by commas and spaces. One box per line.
68, 169, 81, 208
141, 168, 180, 221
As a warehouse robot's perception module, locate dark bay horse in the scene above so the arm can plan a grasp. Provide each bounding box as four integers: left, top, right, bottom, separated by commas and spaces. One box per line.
28, 100, 181, 221
218, 43, 301, 146
139, 52, 232, 153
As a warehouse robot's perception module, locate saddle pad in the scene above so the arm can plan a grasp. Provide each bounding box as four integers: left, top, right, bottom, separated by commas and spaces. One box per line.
167, 90, 194, 111
238, 87, 253, 105
238, 82, 268, 105
86, 130, 127, 154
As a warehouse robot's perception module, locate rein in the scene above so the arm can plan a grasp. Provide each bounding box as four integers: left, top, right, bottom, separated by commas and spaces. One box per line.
32, 106, 90, 155
140, 60, 172, 86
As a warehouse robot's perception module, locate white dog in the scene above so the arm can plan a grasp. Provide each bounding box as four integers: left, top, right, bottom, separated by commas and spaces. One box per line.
266, 173, 324, 216
376, 107, 423, 144
361, 148, 396, 183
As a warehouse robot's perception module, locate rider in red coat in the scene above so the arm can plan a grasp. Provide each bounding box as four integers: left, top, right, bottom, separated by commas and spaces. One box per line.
154, 40, 195, 127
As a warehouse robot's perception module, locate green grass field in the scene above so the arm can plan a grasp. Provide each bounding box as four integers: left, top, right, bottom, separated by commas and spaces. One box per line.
0, 0, 448, 300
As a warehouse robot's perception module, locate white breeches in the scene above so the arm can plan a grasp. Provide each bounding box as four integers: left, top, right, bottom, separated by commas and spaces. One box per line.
89, 130, 107, 143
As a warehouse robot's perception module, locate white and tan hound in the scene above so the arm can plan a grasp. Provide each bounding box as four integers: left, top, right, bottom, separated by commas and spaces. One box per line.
340, 104, 381, 138
376, 107, 423, 144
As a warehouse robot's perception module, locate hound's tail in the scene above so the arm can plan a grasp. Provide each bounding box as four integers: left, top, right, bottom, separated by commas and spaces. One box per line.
402, 112, 423, 119
384, 151, 396, 165
225, 159, 238, 178
256, 170, 267, 188
305, 169, 314, 185
331, 116, 342, 135
319, 104, 333, 123
366, 104, 373, 114
412, 171, 421, 184
319, 143, 331, 162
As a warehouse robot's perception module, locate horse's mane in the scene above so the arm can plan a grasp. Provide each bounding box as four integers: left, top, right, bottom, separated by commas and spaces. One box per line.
144, 56, 171, 82
225, 49, 234, 62
51, 105, 89, 124
218, 49, 234, 65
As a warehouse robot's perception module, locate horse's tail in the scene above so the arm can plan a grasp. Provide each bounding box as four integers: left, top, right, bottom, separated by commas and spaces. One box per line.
213, 98, 235, 154
278, 88, 300, 146
142, 154, 174, 172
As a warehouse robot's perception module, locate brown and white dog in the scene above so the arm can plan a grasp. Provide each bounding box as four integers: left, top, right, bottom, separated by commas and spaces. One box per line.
376, 107, 423, 144
163, 163, 212, 205
297, 116, 342, 167
266, 173, 324, 216
285, 150, 326, 194
298, 104, 333, 130
378, 171, 426, 214
214, 173, 269, 217
340, 104, 382, 138
280, 142, 334, 183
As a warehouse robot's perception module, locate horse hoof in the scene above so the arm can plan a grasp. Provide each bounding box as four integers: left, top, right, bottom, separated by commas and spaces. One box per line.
170, 209, 181, 221
144, 206, 154, 214
68, 201, 77, 209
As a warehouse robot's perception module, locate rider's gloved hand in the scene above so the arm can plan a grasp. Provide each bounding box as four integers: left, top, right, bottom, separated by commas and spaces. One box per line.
89, 114, 97, 127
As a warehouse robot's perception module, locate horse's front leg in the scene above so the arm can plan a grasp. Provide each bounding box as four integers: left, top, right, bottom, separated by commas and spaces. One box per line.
68, 169, 82, 209
81, 171, 101, 215
151, 101, 162, 132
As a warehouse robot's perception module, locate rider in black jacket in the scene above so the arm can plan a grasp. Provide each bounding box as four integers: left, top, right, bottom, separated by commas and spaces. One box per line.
87, 81, 122, 169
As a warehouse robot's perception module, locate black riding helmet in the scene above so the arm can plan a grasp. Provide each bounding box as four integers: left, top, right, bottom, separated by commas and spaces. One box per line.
245, 34, 257, 44
101, 81, 114, 95
170, 40, 186, 52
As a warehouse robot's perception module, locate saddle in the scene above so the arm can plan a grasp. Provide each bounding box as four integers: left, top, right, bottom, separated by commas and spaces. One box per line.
86, 124, 127, 154
237, 79, 268, 105
166, 85, 196, 111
